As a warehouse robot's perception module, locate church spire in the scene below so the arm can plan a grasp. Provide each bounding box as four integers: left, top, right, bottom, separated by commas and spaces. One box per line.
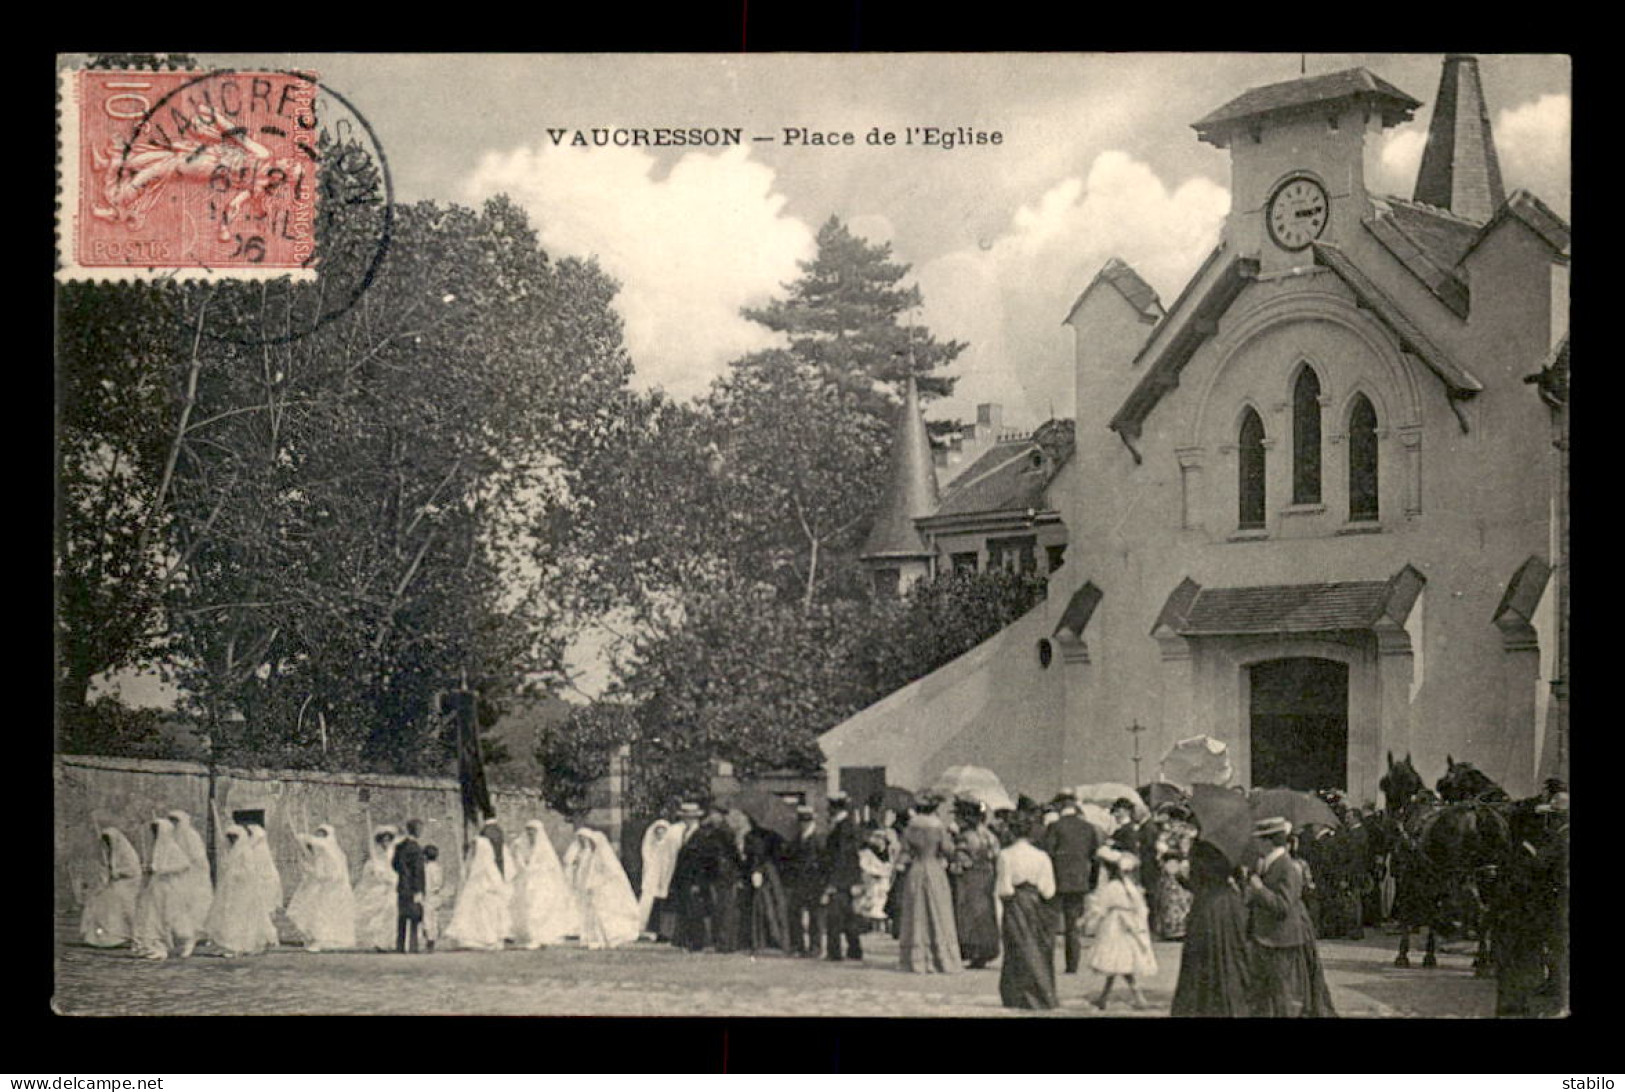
1413, 54, 1506, 223
860, 373, 940, 561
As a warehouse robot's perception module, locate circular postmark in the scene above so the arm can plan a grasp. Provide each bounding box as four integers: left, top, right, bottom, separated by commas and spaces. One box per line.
112, 67, 394, 345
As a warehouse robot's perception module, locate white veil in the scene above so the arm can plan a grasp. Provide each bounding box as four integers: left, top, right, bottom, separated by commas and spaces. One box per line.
637, 819, 679, 932
569, 828, 641, 948
102, 827, 141, 882
314, 823, 349, 884
246, 825, 283, 909
148, 816, 189, 875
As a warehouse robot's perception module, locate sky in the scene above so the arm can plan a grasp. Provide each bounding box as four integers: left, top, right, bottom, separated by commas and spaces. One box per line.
179, 51, 1572, 434
74, 51, 1570, 706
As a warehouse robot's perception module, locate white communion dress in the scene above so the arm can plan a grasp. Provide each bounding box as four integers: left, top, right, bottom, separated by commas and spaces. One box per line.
445, 833, 511, 950
80, 827, 141, 948
511, 819, 578, 948
564, 829, 641, 950
204, 825, 274, 955
353, 825, 401, 950
286, 824, 357, 951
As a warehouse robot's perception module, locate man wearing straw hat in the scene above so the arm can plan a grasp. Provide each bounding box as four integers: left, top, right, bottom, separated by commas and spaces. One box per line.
1246, 816, 1335, 1017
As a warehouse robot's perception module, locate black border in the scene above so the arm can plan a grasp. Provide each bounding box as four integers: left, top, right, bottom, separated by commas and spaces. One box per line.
38, 28, 1602, 1078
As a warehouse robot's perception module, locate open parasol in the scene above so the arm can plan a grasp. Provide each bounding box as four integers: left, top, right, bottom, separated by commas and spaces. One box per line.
726, 788, 800, 840
1160, 735, 1234, 789
1248, 787, 1342, 832
1073, 783, 1148, 819
1076, 803, 1116, 838
1142, 781, 1191, 810
928, 766, 1015, 812
1189, 783, 1258, 869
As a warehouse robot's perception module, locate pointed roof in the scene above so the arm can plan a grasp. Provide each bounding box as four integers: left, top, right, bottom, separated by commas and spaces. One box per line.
1193, 67, 1421, 146
1413, 55, 1506, 224
861, 374, 940, 560
1063, 257, 1164, 326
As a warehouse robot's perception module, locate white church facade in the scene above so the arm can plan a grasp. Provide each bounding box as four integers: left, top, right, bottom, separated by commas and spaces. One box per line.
821, 55, 1569, 806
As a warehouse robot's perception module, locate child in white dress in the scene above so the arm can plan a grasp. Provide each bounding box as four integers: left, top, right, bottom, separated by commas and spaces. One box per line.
421, 845, 445, 951
1086, 845, 1157, 1009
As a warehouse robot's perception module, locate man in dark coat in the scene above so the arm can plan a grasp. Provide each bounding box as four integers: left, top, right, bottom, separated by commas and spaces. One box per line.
780, 804, 827, 957
393, 818, 427, 953
699, 803, 745, 952
822, 792, 865, 961
668, 802, 711, 951
1039, 792, 1099, 973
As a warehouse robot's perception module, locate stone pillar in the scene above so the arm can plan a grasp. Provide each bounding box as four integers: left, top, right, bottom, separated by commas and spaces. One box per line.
1155, 633, 1197, 750
1495, 620, 1541, 800
1176, 446, 1206, 531
1374, 624, 1416, 804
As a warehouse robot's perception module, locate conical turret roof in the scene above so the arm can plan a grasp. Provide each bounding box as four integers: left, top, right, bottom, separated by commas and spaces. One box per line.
861, 374, 940, 560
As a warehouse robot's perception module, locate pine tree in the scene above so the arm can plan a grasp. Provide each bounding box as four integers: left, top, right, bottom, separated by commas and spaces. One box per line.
743, 216, 964, 415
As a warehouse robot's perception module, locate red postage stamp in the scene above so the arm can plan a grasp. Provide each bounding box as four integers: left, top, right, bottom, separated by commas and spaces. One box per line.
58, 68, 320, 281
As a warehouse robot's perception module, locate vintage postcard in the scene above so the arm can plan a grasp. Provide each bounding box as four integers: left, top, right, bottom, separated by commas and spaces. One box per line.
54, 52, 1569, 1020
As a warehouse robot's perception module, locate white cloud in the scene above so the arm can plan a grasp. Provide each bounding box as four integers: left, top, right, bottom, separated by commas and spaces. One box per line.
916, 150, 1229, 428
462, 143, 816, 401
1497, 94, 1571, 214
1374, 129, 1427, 196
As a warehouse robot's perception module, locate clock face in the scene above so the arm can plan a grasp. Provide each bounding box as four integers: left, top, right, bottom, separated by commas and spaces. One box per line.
1267, 177, 1330, 251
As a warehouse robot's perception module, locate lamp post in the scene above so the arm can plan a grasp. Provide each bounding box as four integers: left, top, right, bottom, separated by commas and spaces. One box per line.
1126, 720, 1147, 787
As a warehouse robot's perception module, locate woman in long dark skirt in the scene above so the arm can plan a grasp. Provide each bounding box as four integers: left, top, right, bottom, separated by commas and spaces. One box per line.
995, 813, 1058, 1010
951, 802, 1002, 968
1171, 840, 1253, 1017
741, 825, 793, 954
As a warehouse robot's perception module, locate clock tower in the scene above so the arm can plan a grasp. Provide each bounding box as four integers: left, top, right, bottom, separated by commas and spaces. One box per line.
1192, 69, 1422, 272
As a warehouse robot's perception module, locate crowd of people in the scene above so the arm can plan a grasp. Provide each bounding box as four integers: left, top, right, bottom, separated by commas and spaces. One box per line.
630, 788, 1331, 1015
77, 812, 645, 959
74, 777, 1565, 1019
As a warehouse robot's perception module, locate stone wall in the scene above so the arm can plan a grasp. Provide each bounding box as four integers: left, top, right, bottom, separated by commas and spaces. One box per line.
54, 752, 577, 914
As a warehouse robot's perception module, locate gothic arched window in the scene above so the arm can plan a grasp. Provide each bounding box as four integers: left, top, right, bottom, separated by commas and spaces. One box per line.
1239, 407, 1267, 530
1348, 394, 1379, 522
1292, 366, 1322, 505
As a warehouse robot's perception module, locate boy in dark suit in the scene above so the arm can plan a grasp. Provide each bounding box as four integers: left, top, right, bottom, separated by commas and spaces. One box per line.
1039, 792, 1099, 973
393, 818, 427, 953
781, 804, 827, 957
822, 792, 865, 961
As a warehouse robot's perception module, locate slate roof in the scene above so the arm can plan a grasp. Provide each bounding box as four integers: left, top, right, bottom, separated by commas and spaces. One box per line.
1466, 189, 1572, 262
1364, 197, 1479, 318
1064, 257, 1164, 325
1413, 55, 1506, 224
1153, 566, 1426, 638
1494, 555, 1553, 627
1108, 251, 1259, 443
925, 420, 1074, 521
1310, 242, 1483, 396
1193, 68, 1421, 146
861, 375, 940, 559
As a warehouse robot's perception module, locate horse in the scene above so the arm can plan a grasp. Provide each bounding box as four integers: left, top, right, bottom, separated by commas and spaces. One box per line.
1378, 753, 1512, 975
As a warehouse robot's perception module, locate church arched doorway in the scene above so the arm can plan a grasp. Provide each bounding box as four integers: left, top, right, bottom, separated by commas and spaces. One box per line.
1248, 657, 1348, 791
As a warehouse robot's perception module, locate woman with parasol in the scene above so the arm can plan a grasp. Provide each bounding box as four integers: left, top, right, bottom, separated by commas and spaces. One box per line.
1172, 786, 1255, 1016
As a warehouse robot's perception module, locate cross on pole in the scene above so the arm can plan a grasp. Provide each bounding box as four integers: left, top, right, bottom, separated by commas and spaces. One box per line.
1126, 720, 1148, 787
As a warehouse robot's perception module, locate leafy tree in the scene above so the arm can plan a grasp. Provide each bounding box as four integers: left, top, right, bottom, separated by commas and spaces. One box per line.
743, 215, 964, 413
849, 569, 1050, 700
57, 133, 634, 774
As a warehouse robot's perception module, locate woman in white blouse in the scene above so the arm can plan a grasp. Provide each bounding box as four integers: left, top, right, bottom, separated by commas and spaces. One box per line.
995, 813, 1059, 1009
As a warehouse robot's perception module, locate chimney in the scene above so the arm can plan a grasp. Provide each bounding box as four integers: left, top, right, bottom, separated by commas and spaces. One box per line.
977, 403, 1004, 433
1413, 54, 1506, 223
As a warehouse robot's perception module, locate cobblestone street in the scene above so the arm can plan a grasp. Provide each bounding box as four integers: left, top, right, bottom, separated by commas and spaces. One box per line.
53, 918, 1495, 1017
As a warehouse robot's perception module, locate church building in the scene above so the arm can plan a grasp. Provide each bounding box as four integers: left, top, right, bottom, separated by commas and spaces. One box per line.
821, 55, 1569, 805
